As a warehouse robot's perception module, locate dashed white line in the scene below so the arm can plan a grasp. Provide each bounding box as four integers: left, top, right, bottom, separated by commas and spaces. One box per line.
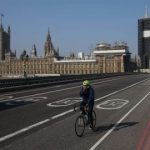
51, 109, 74, 119
2, 76, 124, 95
0, 78, 124, 103
95, 78, 148, 102
0, 109, 74, 142
0, 119, 50, 142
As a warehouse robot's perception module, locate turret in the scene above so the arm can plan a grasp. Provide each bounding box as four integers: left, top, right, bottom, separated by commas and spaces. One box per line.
31, 44, 37, 58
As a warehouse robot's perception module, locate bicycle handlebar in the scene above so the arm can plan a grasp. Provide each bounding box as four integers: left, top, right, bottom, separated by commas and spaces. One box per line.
74, 104, 89, 112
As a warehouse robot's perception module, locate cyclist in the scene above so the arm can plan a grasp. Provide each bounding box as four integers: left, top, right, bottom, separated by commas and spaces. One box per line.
79, 80, 95, 127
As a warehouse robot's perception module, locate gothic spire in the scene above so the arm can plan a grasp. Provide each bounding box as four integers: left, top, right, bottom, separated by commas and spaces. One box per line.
31, 44, 37, 58
44, 28, 57, 57
47, 27, 51, 41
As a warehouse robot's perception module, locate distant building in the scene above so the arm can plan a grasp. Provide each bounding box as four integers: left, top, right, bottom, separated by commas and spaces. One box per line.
138, 7, 150, 69
0, 23, 132, 77
93, 41, 131, 72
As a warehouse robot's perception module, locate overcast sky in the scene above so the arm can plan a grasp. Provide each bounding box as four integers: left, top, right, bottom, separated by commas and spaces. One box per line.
1, 0, 150, 58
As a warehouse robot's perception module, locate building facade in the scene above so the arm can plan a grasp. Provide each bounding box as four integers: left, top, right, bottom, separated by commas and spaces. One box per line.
138, 8, 150, 69
0, 25, 131, 77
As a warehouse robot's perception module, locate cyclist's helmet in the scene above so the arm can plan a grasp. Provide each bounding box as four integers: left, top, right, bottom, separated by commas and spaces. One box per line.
83, 80, 90, 86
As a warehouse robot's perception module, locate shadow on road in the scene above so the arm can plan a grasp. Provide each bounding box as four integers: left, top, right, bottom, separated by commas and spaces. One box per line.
94, 122, 139, 133
0, 100, 33, 111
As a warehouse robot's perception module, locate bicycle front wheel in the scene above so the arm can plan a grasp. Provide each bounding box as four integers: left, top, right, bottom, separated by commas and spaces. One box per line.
75, 115, 85, 137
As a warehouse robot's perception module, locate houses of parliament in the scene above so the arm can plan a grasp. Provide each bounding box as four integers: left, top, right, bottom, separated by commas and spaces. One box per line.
0, 22, 132, 77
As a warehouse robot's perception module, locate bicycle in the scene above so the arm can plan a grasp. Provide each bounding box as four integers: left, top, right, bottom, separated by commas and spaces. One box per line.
74, 104, 96, 137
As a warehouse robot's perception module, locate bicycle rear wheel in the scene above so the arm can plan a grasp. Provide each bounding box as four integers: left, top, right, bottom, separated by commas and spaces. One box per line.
91, 110, 96, 129
75, 115, 85, 137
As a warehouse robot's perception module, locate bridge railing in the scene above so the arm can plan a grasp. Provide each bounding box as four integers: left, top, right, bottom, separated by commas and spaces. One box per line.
0, 73, 141, 93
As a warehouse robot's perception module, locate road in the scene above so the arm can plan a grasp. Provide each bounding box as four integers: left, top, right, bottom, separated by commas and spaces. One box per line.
0, 74, 150, 150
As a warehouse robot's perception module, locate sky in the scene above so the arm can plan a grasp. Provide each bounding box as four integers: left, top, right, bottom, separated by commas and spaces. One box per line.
0, 0, 150, 58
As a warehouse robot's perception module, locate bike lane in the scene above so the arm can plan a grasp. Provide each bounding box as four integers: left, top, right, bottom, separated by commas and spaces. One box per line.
90, 80, 150, 150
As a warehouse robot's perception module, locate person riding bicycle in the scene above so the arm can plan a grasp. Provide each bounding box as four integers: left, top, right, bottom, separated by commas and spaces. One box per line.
79, 80, 95, 126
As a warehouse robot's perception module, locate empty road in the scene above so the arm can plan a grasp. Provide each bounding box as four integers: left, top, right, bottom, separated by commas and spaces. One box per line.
0, 74, 150, 150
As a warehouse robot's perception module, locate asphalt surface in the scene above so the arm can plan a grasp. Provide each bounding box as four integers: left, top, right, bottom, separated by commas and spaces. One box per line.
0, 74, 150, 150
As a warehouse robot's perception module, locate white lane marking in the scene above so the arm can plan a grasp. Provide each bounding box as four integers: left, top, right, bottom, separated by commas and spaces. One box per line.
0, 119, 50, 142
1, 77, 127, 102
24, 97, 47, 102
47, 97, 82, 107
89, 92, 150, 150
51, 109, 74, 119
0, 78, 148, 143
0, 96, 13, 101
95, 78, 149, 102
0, 96, 47, 105
0, 109, 74, 142
2, 78, 146, 103
0, 85, 80, 102
96, 99, 129, 110
47, 78, 147, 108
0, 97, 48, 103
3, 76, 123, 95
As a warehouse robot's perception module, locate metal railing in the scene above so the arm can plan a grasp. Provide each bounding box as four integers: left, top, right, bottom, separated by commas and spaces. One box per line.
0, 73, 139, 93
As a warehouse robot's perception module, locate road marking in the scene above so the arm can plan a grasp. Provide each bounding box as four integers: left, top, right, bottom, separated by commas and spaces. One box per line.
0, 96, 13, 101
47, 97, 82, 107
0, 78, 148, 143
96, 99, 129, 110
0, 109, 74, 142
1, 77, 147, 104
51, 109, 74, 119
95, 78, 149, 102
25, 97, 47, 102
0, 96, 47, 103
2, 77, 121, 95
89, 92, 150, 150
1, 77, 126, 102
0, 119, 50, 142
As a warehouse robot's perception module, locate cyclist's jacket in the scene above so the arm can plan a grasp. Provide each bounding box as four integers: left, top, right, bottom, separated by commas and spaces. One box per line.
80, 86, 95, 105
